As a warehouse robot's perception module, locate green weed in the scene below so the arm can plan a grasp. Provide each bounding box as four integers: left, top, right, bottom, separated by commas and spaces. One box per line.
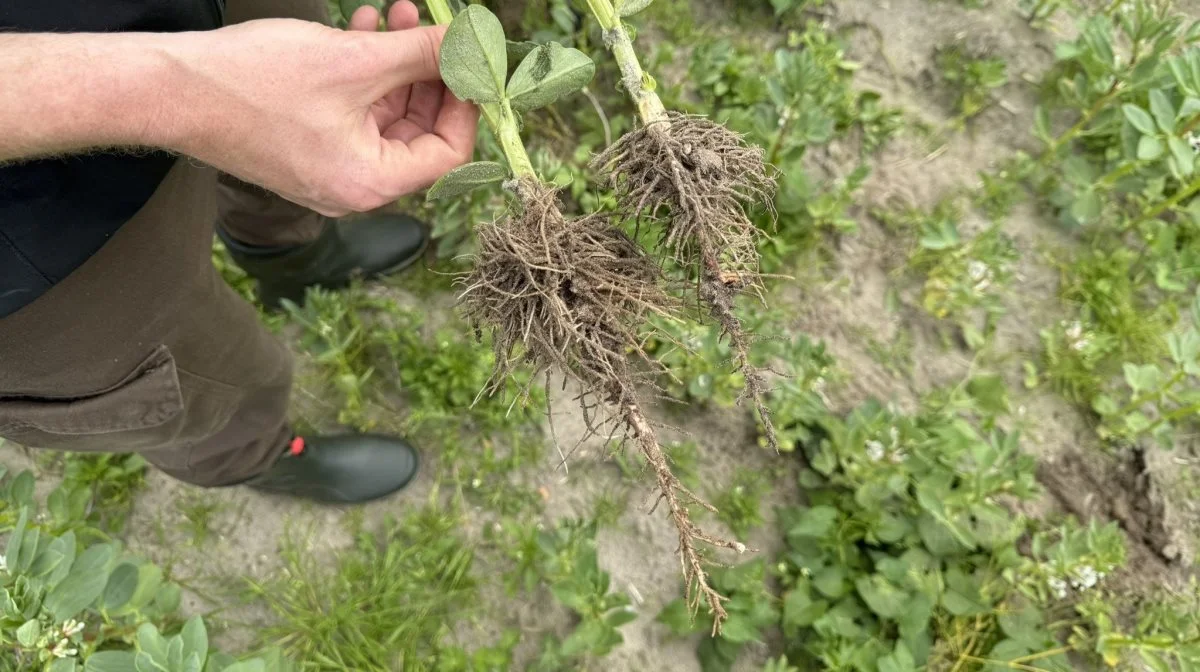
713, 468, 772, 539
248, 507, 494, 670
935, 45, 1009, 122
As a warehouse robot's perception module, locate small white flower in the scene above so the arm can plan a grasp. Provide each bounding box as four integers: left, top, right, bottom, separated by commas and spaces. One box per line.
1048, 576, 1068, 599
865, 440, 886, 462
1065, 320, 1083, 340
61, 619, 84, 638
733, 542, 747, 554
51, 638, 78, 659
889, 450, 908, 464
471, 477, 482, 489
967, 260, 994, 292
1189, 132, 1200, 153
1074, 565, 1100, 590
1064, 321, 1091, 352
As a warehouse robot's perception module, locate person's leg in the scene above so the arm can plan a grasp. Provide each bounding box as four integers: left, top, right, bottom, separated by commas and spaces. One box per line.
214, 0, 430, 309
0, 161, 291, 486
0, 160, 418, 502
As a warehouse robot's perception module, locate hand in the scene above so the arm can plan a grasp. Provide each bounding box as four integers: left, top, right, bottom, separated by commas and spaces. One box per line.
167, 1, 478, 216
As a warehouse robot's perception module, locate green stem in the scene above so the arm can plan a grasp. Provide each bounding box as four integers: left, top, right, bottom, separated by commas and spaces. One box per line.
1045, 83, 1123, 158
1179, 111, 1200, 137
583, 0, 670, 127
425, 0, 453, 25
424, 0, 536, 180
1117, 370, 1187, 417
1127, 173, 1200, 230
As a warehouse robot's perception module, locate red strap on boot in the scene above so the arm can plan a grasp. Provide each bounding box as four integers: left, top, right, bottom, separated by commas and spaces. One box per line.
288, 436, 307, 457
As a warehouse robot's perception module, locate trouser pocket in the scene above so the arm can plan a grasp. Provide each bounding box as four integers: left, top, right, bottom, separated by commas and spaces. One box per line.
0, 345, 190, 454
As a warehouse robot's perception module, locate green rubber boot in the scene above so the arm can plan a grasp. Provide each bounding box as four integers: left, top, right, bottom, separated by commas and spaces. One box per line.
247, 434, 420, 504
218, 214, 428, 309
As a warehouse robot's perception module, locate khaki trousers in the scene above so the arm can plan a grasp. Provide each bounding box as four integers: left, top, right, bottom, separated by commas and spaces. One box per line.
0, 0, 334, 487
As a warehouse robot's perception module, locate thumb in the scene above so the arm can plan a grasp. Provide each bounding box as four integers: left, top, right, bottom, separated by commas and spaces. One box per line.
364, 24, 447, 96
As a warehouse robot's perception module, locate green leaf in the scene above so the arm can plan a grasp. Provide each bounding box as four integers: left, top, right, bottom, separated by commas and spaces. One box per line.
44, 543, 116, 621
439, 5, 508, 104
137, 623, 171, 669
813, 565, 849, 599
966, 374, 1010, 416
657, 599, 700, 636
1141, 650, 1172, 672
16, 619, 40, 647
895, 592, 933, 640
1123, 104, 1157, 134
1169, 135, 1196, 176
155, 584, 182, 614
507, 43, 595, 113
878, 642, 917, 672
45, 532, 77, 588
118, 564, 163, 614
6, 507, 28, 571
1150, 89, 1176, 132
720, 612, 762, 644
16, 526, 40, 573
1123, 363, 1162, 393
85, 652, 138, 672
998, 603, 1046, 648
782, 584, 828, 629
1092, 394, 1120, 416
505, 40, 538, 68
220, 663, 266, 672
616, 0, 655, 16
11, 470, 34, 505
1034, 105, 1051, 143
855, 574, 908, 619
1070, 190, 1102, 224
606, 607, 638, 628
181, 616, 209, 664
426, 161, 507, 201
787, 505, 838, 539
135, 652, 169, 672
875, 512, 910, 543
183, 653, 203, 672
168, 637, 184, 670
104, 563, 140, 611
919, 218, 960, 250
942, 568, 990, 616
50, 659, 79, 672
1138, 134, 1165, 160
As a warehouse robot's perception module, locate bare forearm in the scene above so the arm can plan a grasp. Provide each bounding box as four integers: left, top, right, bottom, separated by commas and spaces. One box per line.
0, 32, 186, 162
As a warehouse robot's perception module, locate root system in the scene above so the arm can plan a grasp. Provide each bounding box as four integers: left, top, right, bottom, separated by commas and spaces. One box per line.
458, 180, 744, 629
595, 113, 781, 451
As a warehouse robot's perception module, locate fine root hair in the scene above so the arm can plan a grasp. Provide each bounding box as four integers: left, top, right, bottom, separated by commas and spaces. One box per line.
458, 180, 748, 629
595, 113, 782, 451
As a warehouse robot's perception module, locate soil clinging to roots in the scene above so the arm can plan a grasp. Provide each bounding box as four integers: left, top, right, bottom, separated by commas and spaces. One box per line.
457, 180, 745, 630
594, 113, 781, 451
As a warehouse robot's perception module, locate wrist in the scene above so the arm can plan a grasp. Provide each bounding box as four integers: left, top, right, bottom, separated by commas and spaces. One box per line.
117, 32, 207, 155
